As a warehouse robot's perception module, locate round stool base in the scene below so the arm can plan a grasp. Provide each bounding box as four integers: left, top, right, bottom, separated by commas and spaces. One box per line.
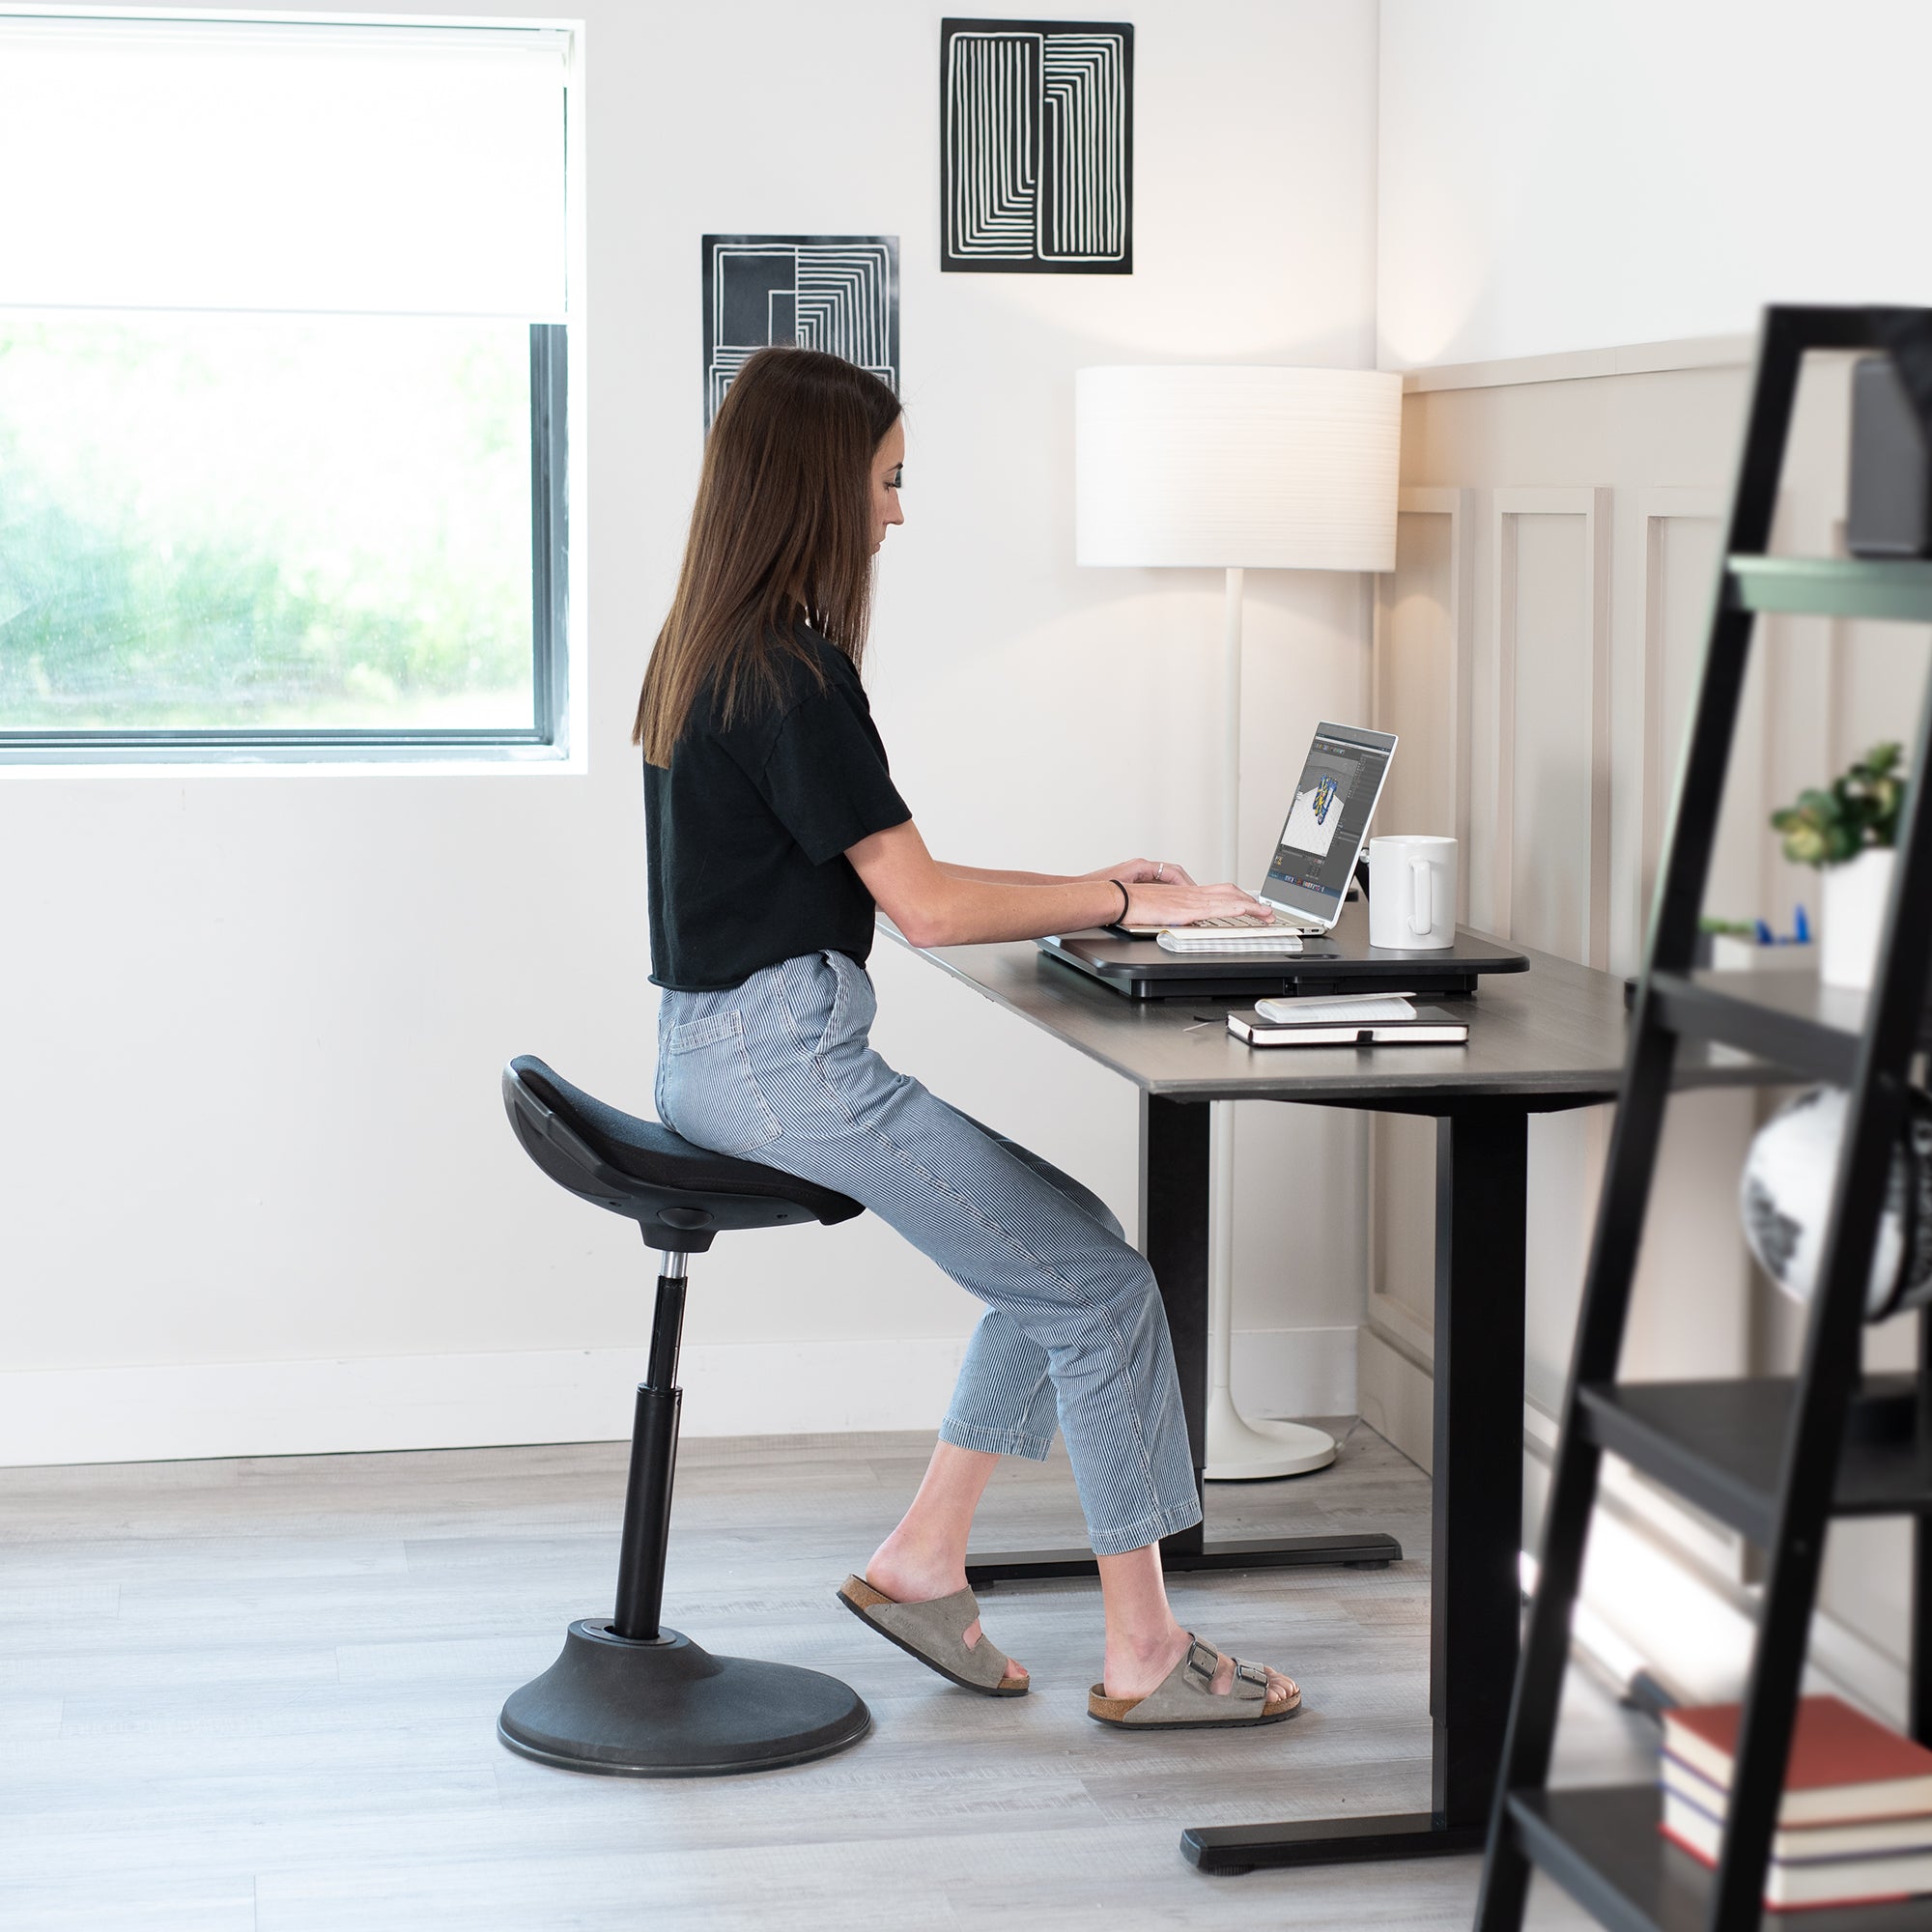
497, 1620, 871, 1778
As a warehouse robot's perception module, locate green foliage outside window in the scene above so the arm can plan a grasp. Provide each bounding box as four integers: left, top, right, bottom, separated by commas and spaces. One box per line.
0, 314, 534, 735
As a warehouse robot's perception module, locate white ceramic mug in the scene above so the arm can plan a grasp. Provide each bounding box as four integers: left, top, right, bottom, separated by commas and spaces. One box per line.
1368, 835, 1458, 951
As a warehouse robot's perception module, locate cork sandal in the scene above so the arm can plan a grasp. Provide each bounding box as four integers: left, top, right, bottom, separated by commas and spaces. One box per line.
1088, 1634, 1301, 1729
836, 1574, 1029, 1696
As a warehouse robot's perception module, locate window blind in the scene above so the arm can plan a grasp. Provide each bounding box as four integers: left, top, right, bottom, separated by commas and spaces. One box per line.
0, 17, 569, 315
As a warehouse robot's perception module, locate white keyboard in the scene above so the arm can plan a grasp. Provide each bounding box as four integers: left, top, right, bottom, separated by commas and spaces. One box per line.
1156, 927, 1305, 954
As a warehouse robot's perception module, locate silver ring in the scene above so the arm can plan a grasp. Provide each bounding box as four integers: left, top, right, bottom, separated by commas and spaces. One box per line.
1154, 861, 1166, 882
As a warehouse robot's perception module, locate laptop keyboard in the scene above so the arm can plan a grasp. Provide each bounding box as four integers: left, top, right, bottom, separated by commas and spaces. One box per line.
1186, 912, 1322, 933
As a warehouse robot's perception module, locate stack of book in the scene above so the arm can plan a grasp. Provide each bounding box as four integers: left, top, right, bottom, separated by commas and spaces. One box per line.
1660, 1694, 1932, 1910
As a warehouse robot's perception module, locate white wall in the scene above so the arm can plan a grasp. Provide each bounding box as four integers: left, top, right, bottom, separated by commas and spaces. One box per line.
0, 0, 1383, 1463
1378, 0, 1932, 369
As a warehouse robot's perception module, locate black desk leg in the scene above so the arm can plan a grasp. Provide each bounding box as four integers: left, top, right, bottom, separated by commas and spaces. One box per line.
1182, 1103, 1527, 1873
966, 1094, 1399, 1590
1145, 1091, 1211, 1564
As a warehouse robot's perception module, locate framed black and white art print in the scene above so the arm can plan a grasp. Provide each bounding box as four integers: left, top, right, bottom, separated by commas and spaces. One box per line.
700, 235, 900, 429
940, 18, 1133, 274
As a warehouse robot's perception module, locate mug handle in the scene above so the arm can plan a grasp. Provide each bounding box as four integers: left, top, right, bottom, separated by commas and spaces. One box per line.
1410, 858, 1433, 936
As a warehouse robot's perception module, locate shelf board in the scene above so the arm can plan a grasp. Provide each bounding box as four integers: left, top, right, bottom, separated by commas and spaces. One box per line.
1728, 555, 1932, 621
1577, 1377, 1932, 1546
1648, 970, 1864, 1084
1510, 1784, 1932, 1932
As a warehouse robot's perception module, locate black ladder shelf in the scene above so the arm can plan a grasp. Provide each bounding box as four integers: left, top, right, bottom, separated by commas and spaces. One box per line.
1476, 306, 1932, 1932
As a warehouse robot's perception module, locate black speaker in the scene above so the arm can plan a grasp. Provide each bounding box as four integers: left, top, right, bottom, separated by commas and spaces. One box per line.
1848, 354, 1932, 558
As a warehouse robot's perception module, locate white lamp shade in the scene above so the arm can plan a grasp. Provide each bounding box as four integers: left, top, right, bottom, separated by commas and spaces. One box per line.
1075, 364, 1402, 571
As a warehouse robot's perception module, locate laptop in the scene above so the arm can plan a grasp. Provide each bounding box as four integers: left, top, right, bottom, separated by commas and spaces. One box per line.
1117, 721, 1398, 941
1038, 718, 1530, 999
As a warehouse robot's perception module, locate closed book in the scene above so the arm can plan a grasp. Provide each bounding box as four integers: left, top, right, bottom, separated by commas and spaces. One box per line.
1660, 1800, 1932, 1910
1662, 1782, 1932, 1864
1661, 1695, 1932, 1827
1227, 1005, 1469, 1048
1159, 928, 1303, 954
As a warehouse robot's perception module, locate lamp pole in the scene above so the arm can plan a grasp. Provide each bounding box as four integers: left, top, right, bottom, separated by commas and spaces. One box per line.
1203, 564, 1338, 1481
1071, 362, 1400, 1483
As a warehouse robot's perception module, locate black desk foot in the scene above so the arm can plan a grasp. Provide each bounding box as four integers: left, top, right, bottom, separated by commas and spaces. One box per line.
1181, 1812, 1486, 1874
966, 1531, 1402, 1589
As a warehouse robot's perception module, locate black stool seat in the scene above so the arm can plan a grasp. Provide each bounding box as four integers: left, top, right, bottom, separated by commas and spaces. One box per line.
494, 1052, 872, 1777
505, 1055, 861, 1252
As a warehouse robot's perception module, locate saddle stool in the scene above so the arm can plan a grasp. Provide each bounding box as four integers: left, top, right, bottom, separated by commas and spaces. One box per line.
497, 1054, 872, 1776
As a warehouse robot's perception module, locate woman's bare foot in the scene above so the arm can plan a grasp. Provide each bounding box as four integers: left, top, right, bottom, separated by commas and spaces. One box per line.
1103, 1625, 1295, 1712
866, 1537, 1028, 1689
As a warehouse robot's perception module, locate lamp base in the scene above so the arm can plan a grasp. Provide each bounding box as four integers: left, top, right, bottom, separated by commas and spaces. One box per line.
1203, 1388, 1338, 1482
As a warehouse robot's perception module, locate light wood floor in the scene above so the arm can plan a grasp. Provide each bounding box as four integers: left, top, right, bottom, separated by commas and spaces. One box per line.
1, 1418, 1646, 1930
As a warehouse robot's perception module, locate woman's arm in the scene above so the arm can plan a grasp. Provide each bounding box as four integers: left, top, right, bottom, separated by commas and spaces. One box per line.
934, 861, 1070, 886
934, 856, 1199, 889
850, 821, 1262, 948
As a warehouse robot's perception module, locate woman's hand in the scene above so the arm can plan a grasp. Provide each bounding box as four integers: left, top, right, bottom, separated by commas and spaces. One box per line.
1121, 879, 1270, 927
1084, 856, 1198, 887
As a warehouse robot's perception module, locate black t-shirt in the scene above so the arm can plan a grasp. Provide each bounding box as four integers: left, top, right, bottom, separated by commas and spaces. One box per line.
644, 626, 912, 991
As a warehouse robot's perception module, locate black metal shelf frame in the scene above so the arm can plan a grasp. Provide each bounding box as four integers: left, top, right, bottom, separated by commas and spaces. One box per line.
1578, 1377, 1932, 1548
1647, 972, 1862, 1085
1476, 305, 1932, 1932
1509, 1786, 1932, 1932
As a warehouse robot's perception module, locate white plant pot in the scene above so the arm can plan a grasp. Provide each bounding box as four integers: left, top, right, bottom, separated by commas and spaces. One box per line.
1820, 847, 1895, 992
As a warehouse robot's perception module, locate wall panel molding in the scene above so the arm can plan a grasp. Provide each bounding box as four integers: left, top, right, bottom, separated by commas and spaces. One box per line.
1365, 492, 1476, 1379
1374, 485, 1475, 919
1399, 332, 1753, 396
1636, 489, 1726, 946
1492, 486, 1612, 967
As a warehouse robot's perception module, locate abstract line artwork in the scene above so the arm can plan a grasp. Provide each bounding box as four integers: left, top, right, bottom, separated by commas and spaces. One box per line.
940, 17, 1132, 274
701, 235, 899, 429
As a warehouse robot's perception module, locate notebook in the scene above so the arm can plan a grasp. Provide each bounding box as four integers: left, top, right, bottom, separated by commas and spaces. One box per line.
1226, 997, 1469, 1047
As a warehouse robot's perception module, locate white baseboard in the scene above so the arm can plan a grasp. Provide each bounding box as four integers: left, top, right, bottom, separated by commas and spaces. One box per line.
0, 1323, 1357, 1467
1356, 1324, 1432, 1470
1809, 1601, 1914, 1728
1229, 1323, 1358, 1421
0, 1337, 970, 1467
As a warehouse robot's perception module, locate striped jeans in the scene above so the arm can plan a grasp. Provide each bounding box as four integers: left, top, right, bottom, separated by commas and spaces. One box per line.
654, 948, 1202, 1556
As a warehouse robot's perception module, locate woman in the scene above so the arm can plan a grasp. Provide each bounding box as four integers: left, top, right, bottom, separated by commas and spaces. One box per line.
637, 346, 1299, 1730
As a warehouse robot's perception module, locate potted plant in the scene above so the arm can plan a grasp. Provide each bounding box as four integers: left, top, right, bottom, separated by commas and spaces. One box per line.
1769, 742, 1906, 990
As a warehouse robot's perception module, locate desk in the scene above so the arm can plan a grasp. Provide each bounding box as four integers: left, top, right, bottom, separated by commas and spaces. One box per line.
895, 921, 1752, 1875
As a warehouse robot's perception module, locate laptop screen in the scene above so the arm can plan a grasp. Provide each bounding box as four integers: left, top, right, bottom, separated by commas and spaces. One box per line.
1259, 722, 1398, 925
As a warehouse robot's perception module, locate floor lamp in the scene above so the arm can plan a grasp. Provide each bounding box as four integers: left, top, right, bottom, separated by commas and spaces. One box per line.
1074, 364, 1401, 1480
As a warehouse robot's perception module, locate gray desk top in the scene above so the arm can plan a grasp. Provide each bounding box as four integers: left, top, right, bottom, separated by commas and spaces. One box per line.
892, 925, 1764, 1108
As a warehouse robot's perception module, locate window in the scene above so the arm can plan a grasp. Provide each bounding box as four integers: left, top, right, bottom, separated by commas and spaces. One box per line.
0, 16, 574, 762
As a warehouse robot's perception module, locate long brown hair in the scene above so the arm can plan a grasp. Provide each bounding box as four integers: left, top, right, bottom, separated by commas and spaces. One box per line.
634, 347, 902, 765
